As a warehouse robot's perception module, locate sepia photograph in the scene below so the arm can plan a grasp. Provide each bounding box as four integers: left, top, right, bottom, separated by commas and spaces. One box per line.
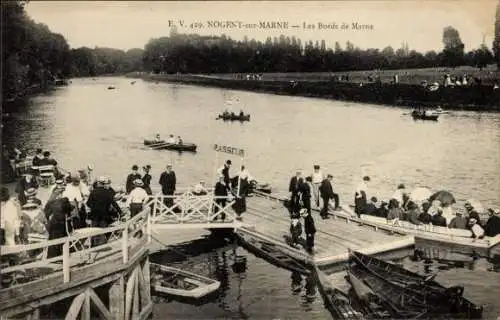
1, 0, 500, 319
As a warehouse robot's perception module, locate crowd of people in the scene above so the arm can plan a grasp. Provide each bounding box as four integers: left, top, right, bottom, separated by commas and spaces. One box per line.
286, 166, 500, 254
352, 181, 500, 239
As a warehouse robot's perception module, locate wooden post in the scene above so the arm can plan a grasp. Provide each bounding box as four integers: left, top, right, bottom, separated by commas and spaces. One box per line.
63, 241, 70, 283
147, 208, 152, 244
82, 289, 91, 320
132, 268, 139, 319
109, 275, 125, 320
122, 227, 129, 264
125, 269, 136, 320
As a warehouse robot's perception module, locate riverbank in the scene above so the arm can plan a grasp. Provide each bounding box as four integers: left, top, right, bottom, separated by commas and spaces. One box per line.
127, 72, 500, 111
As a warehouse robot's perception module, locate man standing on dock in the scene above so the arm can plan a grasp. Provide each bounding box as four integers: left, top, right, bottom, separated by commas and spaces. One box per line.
355, 176, 370, 217
288, 169, 302, 215
217, 160, 232, 188
311, 165, 324, 208
319, 174, 338, 219
125, 165, 142, 194
159, 164, 176, 208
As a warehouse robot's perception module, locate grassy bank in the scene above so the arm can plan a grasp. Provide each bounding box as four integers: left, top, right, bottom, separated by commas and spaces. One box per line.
127, 70, 500, 111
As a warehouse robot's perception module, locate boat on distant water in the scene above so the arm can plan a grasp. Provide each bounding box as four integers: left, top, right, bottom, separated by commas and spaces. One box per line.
411, 109, 439, 121
150, 263, 220, 299
107, 86, 116, 90
143, 139, 197, 152
235, 230, 311, 275
435, 106, 451, 114
217, 113, 250, 121
313, 265, 365, 319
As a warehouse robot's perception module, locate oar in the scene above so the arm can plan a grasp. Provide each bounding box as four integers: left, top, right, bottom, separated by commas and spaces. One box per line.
150, 143, 175, 150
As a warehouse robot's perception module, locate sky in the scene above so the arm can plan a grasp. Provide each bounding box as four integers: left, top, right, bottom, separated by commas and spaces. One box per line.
25, 1, 497, 53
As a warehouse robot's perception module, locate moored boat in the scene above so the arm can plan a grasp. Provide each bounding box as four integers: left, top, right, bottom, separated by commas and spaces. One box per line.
346, 269, 392, 319
143, 140, 197, 152
348, 251, 483, 319
150, 263, 220, 299
235, 230, 311, 275
313, 265, 365, 319
349, 250, 452, 296
217, 114, 250, 121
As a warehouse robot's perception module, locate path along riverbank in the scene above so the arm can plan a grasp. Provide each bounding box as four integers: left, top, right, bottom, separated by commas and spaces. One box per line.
127, 72, 500, 111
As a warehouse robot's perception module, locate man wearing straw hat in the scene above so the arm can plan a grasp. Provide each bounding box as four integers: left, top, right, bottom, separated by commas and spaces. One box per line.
126, 179, 149, 218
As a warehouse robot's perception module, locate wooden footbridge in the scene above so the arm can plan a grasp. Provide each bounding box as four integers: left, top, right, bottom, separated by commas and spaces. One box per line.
0, 189, 414, 319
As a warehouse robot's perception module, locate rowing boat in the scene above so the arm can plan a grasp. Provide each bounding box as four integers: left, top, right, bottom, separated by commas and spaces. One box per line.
346, 269, 393, 319
411, 110, 439, 121
217, 114, 250, 121
348, 251, 483, 318
143, 140, 197, 152
349, 250, 455, 297
235, 230, 311, 275
150, 263, 220, 299
313, 265, 364, 319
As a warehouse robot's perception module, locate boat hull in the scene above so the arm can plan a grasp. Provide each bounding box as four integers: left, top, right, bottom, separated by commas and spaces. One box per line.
235, 230, 311, 275
217, 114, 250, 121
411, 111, 439, 121
143, 140, 197, 152
150, 263, 220, 299
313, 266, 364, 319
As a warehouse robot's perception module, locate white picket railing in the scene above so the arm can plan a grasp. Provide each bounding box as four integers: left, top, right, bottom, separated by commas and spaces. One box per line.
0, 209, 149, 288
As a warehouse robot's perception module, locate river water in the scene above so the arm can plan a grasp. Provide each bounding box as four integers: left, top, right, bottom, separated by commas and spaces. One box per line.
2, 77, 500, 319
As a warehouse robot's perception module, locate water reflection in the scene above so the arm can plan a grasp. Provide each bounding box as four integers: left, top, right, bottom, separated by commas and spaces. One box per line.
291, 271, 302, 294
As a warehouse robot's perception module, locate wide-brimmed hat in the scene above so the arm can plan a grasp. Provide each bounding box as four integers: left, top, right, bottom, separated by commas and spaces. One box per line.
456, 207, 465, 215
132, 165, 138, 170
143, 165, 151, 171
55, 179, 64, 185
468, 218, 477, 224
24, 188, 37, 196
22, 202, 39, 210
488, 207, 500, 215
133, 179, 144, 187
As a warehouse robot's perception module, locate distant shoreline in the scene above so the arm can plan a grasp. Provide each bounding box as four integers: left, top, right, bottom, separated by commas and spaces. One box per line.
127, 72, 500, 112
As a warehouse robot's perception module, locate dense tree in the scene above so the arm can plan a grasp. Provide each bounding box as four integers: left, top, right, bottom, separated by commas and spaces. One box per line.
495, 0, 500, 68
442, 26, 465, 67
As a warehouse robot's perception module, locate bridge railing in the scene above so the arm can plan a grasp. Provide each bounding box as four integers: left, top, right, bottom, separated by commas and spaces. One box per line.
146, 190, 237, 225
0, 209, 149, 289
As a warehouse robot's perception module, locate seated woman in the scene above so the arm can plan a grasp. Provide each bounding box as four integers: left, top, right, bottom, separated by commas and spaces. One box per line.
448, 208, 468, 230
406, 201, 422, 225
192, 181, 208, 196
364, 197, 379, 216
386, 199, 403, 222
431, 208, 447, 227
376, 201, 389, 218
468, 218, 485, 239
418, 201, 432, 224
484, 208, 500, 237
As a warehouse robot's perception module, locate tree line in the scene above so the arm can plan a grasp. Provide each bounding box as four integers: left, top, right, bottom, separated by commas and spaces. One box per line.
2, 0, 500, 106
2, 1, 144, 105
143, 26, 495, 74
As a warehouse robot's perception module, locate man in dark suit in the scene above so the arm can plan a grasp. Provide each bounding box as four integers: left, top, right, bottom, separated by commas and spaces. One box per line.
159, 164, 176, 208
288, 170, 302, 214
319, 174, 339, 219
125, 165, 142, 194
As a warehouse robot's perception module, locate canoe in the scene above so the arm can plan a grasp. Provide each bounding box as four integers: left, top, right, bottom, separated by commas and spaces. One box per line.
313, 265, 365, 319
411, 110, 439, 121
235, 230, 311, 275
150, 263, 220, 299
348, 252, 484, 319
143, 140, 197, 152
346, 269, 392, 319
349, 250, 454, 297
217, 114, 250, 121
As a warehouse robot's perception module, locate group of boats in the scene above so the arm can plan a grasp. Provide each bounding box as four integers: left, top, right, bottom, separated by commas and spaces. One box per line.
317, 250, 483, 319
232, 225, 484, 319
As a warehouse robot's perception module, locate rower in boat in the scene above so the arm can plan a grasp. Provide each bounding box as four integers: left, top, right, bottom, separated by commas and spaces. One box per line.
166, 134, 176, 144
154, 133, 162, 143
176, 136, 183, 145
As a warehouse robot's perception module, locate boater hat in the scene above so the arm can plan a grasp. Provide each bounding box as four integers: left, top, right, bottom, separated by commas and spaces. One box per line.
133, 179, 144, 187
25, 188, 37, 196
300, 208, 308, 217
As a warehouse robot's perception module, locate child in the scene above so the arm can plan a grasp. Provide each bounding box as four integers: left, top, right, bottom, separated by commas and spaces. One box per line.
290, 212, 302, 248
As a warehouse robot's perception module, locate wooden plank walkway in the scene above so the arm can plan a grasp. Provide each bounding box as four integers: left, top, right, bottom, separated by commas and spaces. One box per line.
243, 195, 410, 263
